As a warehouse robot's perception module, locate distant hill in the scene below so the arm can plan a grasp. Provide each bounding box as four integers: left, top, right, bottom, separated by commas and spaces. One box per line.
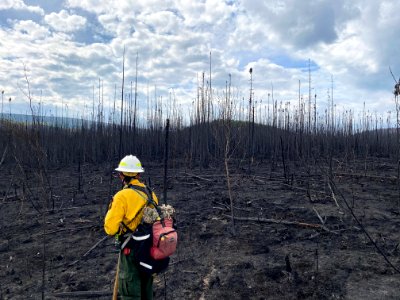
0, 113, 91, 128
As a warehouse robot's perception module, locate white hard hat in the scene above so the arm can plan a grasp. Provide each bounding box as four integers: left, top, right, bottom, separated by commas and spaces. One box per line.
115, 155, 144, 175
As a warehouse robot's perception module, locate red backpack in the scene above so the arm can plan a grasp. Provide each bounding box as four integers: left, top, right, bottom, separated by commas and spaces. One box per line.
128, 185, 178, 261
150, 218, 177, 260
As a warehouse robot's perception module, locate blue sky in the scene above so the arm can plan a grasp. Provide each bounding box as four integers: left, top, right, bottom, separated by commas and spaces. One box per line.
0, 0, 399, 126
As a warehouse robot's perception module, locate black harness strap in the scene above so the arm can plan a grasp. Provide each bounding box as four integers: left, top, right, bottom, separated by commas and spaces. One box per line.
121, 184, 163, 232
130, 184, 167, 228
121, 206, 144, 233
120, 185, 151, 232
129, 185, 156, 203
129, 184, 163, 217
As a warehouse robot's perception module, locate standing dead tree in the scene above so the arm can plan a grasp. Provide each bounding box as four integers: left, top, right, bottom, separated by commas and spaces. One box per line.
210, 74, 245, 233
163, 119, 170, 204
12, 70, 56, 299
118, 46, 126, 159
390, 67, 400, 211
248, 67, 254, 174
223, 76, 235, 231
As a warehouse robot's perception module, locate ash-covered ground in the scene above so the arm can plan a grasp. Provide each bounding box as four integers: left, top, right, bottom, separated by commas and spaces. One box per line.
1, 159, 399, 299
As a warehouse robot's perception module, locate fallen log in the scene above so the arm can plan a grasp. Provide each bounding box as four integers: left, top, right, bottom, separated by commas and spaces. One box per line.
33, 224, 98, 237
52, 290, 112, 298
69, 235, 110, 267
181, 172, 214, 182
280, 182, 327, 195
312, 207, 326, 225
82, 235, 109, 258
225, 215, 338, 234
334, 172, 397, 183
1, 194, 20, 202
0, 143, 8, 166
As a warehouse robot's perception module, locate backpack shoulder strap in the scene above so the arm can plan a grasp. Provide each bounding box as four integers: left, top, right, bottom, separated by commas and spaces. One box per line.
120, 185, 152, 232
129, 184, 158, 208
129, 184, 164, 225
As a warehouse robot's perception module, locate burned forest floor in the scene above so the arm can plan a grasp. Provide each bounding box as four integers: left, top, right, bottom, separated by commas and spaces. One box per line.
1, 157, 400, 299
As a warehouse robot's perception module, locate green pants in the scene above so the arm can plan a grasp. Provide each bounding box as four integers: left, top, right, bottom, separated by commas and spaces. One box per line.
118, 251, 153, 300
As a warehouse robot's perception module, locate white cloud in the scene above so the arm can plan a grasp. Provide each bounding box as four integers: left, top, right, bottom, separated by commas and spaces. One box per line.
0, 0, 44, 15
13, 19, 50, 41
66, 0, 172, 16
240, 0, 360, 49
229, 0, 398, 114
141, 11, 181, 35
44, 10, 87, 33
0, 0, 399, 122
66, 0, 112, 14
174, 0, 236, 28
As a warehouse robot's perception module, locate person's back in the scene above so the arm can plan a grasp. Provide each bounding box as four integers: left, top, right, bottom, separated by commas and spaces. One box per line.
104, 155, 157, 300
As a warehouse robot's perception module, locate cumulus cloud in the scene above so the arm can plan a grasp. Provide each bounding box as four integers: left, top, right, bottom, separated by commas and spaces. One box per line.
295, 0, 400, 96
0, 0, 398, 120
66, 0, 115, 15
13, 19, 50, 40
240, 0, 360, 49
44, 10, 87, 32
0, 0, 44, 15
229, 0, 398, 111
141, 10, 181, 35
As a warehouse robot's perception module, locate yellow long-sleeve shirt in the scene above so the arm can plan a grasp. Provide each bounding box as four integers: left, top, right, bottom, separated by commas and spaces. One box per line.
104, 178, 158, 236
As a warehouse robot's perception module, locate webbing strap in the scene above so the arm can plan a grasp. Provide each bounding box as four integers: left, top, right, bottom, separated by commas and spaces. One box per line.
129, 185, 163, 217
120, 185, 150, 232
121, 208, 143, 233
128, 184, 165, 227
129, 185, 158, 207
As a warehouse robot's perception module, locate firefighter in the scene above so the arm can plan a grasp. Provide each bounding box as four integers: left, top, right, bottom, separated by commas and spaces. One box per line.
104, 155, 158, 300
